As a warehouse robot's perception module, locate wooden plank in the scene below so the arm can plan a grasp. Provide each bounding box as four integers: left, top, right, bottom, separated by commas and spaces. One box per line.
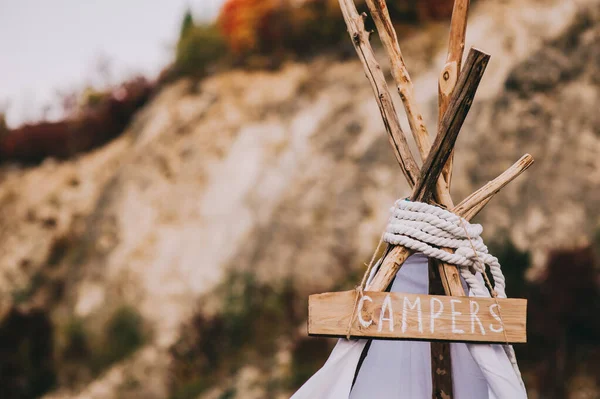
308, 291, 527, 343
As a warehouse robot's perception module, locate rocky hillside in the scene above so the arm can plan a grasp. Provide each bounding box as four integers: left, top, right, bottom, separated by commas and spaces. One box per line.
461, 4, 600, 275
0, 0, 598, 398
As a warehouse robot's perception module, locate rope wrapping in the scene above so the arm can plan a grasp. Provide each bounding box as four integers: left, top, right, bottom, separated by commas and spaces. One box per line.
383, 200, 506, 297
382, 199, 522, 384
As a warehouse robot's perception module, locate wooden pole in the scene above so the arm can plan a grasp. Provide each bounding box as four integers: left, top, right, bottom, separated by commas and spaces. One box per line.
336, 2, 533, 397
412, 49, 489, 202
355, 0, 490, 298
439, 0, 471, 191
429, 259, 453, 399
338, 0, 533, 295
454, 154, 534, 216
358, 5, 471, 393
433, 18, 472, 381
338, 0, 420, 187
364, 0, 453, 206
368, 48, 490, 293
367, 151, 533, 293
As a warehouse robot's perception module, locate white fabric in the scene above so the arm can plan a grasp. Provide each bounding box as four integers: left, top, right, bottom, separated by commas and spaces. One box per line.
382, 200, 523, 383
291, 254, 527, 399
290, 339, 367, 399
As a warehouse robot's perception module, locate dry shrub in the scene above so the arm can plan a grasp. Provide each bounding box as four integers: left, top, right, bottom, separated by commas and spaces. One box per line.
415, 0, 455, 21
0, 309, 56, 399
522, 246, 600, 397
219, 0, 279, 55
216, 0, 456, 58
0, 77, 153, 164
168, 272, 307, 398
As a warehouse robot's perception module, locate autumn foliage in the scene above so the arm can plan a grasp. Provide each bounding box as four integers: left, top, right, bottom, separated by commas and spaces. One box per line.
0, 78, 153, 164
522, 246, 600, 397
170, 0, 458, 77
218, 0, 279, 55
1, 0, 460, 164
215, 0, 457, 57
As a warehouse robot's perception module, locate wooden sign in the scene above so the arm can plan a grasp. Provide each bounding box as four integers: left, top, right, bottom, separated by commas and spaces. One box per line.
308, 291, 527, 344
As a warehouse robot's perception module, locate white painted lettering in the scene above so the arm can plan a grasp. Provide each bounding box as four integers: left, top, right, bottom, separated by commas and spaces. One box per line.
402, 296, 423, 333
470, 300, 486, 335
357, 295, 373, 328
430, 297, 443, 333
378, 294, 394, 332
450, 299, 465, 334
489, 304, 504, 333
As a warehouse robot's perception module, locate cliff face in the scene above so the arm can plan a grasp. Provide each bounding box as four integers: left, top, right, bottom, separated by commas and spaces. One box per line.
0, 0, 598, 398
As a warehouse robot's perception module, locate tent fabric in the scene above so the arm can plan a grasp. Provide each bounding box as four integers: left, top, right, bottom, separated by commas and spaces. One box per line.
292, 253, 527, 399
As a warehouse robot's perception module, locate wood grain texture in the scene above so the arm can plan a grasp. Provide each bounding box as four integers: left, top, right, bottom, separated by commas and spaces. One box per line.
364, 0, 428, 156
412, 48, 490, 203
368, 48, 490, 294
429, 259, 454, 399
405, 48, 489, 297
338, 0, 420, 186
365, 0, 453, 206
362, 2, 484, 325
426, 2, 469, 393
439, 0, 471, 189
366, 150, 535, 295
308, 291, 527, 343
454, 154, 534, 216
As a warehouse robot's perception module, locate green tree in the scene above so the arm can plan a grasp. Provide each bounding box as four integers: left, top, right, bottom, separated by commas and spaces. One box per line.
0, 112, 7, 139
179, 8, 195, 40
174, 24, 226, 77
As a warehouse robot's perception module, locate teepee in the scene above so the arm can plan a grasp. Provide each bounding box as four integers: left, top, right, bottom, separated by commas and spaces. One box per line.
292, 0, 534, 398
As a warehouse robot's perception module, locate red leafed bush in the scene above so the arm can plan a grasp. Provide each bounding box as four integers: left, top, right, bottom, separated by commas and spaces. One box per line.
0, 77, 153, 164
218, 0, 280, 55
217, 0, 354, 57
521, 246, 600, 397
216, 0, 456, 58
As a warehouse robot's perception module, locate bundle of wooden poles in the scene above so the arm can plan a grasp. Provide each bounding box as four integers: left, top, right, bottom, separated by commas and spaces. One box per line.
337, 0, 534, 396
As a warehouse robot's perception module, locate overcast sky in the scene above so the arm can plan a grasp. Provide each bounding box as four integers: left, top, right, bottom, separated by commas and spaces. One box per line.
0, 0, 223, 127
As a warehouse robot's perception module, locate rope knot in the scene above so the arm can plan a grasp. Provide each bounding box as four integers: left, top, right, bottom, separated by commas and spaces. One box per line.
455, 247, 485, 273
383, 200, 506, 298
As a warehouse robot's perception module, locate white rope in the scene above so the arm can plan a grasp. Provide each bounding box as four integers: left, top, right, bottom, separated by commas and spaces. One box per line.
382, 199, 523, 385
384, 200, 505, 297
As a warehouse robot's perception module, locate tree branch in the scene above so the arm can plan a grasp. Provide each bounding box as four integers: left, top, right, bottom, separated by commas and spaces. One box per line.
367, 153, 534, 292
439, 0, 471, 190
368, 48, 490, 293
364, 0, 453, 206
338, 0, 420, 186
411, 48, 490, 202
455, 154, 534, 216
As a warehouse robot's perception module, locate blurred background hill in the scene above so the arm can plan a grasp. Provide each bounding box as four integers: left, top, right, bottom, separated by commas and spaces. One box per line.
0, 0, 599, 398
